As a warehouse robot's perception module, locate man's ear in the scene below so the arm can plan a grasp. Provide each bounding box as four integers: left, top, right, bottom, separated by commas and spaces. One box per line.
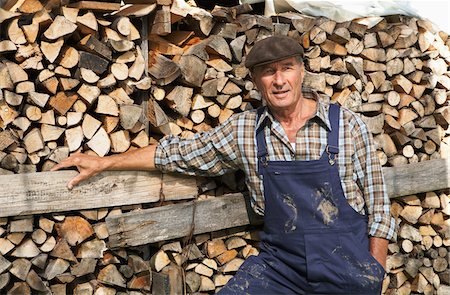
250, 71, 258, 88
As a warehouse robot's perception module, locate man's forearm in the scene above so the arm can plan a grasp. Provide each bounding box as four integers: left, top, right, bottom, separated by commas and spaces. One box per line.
104, 145, 158, 171
370, 236, 389, 270
52, 145, 159, 189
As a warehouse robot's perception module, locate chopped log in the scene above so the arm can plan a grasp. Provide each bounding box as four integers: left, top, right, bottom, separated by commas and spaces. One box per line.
87, 127, 111, 157
179, 55, 207, 87
195, 263, 213, 277
58, 47, 79, 69
199, 276, 215, 292
119, 105, 142, 130
41, 124, 64, 142
79, 51, 108, 75
76, 11, 98, 35
23, 128, 44, 154
76, 239, 106, 259
102, 116, 120, 134
79, 34, 111, 61
166, 86, 193, 117
50, 239, 77, 262
15, 81, 35, 94
320, 40, 347, 56
3, 90, 22, 107
223, 258, 244, 274
58, 78, 79, 91
7, 19, 26, 45
81, 114, 101, 140
148, 52, 181, 85
41, 38, 64, 64
109, 88, 133, 105
151, 5, 171, 36
49, 92, 78, 115
65, 126, 83, 152
56, 216, 94, 247
77, 84, 100, 105
26, 269, 47, 292
10, 258, 31, 281
150, 250, 170, 272
109, 39, 134, 52
43, 16, 77, 40
186, 271, 201, 293
11, 239, 40, 258
96, 95, 119, 116
128, 46, 145, 80
31, 228, 47, 245
111, 62, 129, 81
5, 62, 28, 85
7, 282, 31, 295
110, 130, 130, 153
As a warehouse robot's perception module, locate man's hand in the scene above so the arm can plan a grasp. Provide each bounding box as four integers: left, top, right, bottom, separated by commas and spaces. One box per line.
51, 145, 158, 190
51, 153, 107, 190
370, 237, 389, 270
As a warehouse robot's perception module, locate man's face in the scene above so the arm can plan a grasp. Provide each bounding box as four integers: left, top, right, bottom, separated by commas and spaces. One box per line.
252, 57, 305, 113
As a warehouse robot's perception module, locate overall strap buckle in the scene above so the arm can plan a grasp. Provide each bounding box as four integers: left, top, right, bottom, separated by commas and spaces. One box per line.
326, 145, 338, 166
259, 155, 268, 167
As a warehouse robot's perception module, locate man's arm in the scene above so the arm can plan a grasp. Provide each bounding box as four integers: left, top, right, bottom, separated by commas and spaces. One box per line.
349, 112, 396, 271
370, 236, 389, 269
51, 145, 157, 189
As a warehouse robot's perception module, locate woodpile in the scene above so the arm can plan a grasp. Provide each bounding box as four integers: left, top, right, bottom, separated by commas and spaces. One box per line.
385, 192, 450, 295
0, 0, 151, 176
0, 0, 449, 294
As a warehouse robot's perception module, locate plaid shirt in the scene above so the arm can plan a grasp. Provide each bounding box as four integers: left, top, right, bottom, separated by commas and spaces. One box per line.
155, 88, 396, 240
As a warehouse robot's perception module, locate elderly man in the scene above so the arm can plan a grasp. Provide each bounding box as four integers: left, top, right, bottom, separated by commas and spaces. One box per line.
53, 36, 395, 294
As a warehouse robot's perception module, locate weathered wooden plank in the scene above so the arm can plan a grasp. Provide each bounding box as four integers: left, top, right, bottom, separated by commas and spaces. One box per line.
0, 170, 197, 217
68, 1, 121, 12
106, 158, 450, 248
384, 158, 450, 199
106, 193, 263, 248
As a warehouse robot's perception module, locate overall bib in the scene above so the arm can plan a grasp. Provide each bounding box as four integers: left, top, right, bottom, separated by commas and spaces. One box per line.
219, 104, 385, 294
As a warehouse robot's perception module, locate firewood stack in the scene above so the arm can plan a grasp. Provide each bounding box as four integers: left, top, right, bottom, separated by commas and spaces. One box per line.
0, 0, 449, 294
0, 0, 151, 176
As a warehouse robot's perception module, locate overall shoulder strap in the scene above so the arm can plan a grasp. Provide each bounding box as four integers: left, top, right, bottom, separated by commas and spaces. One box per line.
327, 103, 340, 155
255, 107, 268, 174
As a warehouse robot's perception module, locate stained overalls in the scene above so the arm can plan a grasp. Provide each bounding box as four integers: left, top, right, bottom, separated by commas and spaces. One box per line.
219, 104, 385, 294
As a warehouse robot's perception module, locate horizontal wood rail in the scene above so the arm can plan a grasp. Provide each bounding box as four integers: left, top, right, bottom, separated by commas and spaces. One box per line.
0, 170, 197, 217
0, 158, 448, 246
106, 158, 450, 248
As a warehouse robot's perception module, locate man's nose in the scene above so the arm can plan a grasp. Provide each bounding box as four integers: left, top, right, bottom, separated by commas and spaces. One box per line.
273, 70, 286, 86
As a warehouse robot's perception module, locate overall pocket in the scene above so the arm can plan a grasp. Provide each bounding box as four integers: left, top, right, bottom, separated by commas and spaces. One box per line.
304, 231, 350, 294
305, 231, 385, 294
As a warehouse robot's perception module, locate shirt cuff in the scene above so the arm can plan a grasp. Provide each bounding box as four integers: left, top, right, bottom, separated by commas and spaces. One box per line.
154, 140, 167, 172
368, 213, 397, 241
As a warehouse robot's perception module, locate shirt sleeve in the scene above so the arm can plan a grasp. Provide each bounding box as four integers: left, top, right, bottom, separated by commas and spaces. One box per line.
154, 117, 241, 176
351, 115, 397, 241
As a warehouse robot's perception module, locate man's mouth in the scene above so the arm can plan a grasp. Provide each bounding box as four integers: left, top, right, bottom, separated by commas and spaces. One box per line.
272, 90, 289, 95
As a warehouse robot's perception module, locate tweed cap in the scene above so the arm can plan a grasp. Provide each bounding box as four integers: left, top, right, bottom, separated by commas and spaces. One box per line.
245, 35, 304, 70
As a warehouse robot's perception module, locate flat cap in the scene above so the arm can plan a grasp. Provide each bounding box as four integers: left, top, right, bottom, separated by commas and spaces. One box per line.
245, 35, 304, 69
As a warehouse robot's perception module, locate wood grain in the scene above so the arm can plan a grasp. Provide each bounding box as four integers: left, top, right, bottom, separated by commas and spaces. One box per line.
0, 170, 197, 217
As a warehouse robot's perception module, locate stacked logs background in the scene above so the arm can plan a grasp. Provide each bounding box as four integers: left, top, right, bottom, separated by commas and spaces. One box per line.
0, 0, 151, 176
0, 0, 449, 294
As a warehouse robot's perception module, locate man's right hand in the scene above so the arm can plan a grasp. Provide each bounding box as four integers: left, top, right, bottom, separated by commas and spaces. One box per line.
51, 153, 107, 190
51, 145, 158, 190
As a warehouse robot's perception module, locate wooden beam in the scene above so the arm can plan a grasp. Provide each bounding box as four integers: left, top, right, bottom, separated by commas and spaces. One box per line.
0, 170, 197, 217
106, 158, 450, 248
68, 1, 121, 12
106, 193, 263, 248
383, 158, 450, 198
